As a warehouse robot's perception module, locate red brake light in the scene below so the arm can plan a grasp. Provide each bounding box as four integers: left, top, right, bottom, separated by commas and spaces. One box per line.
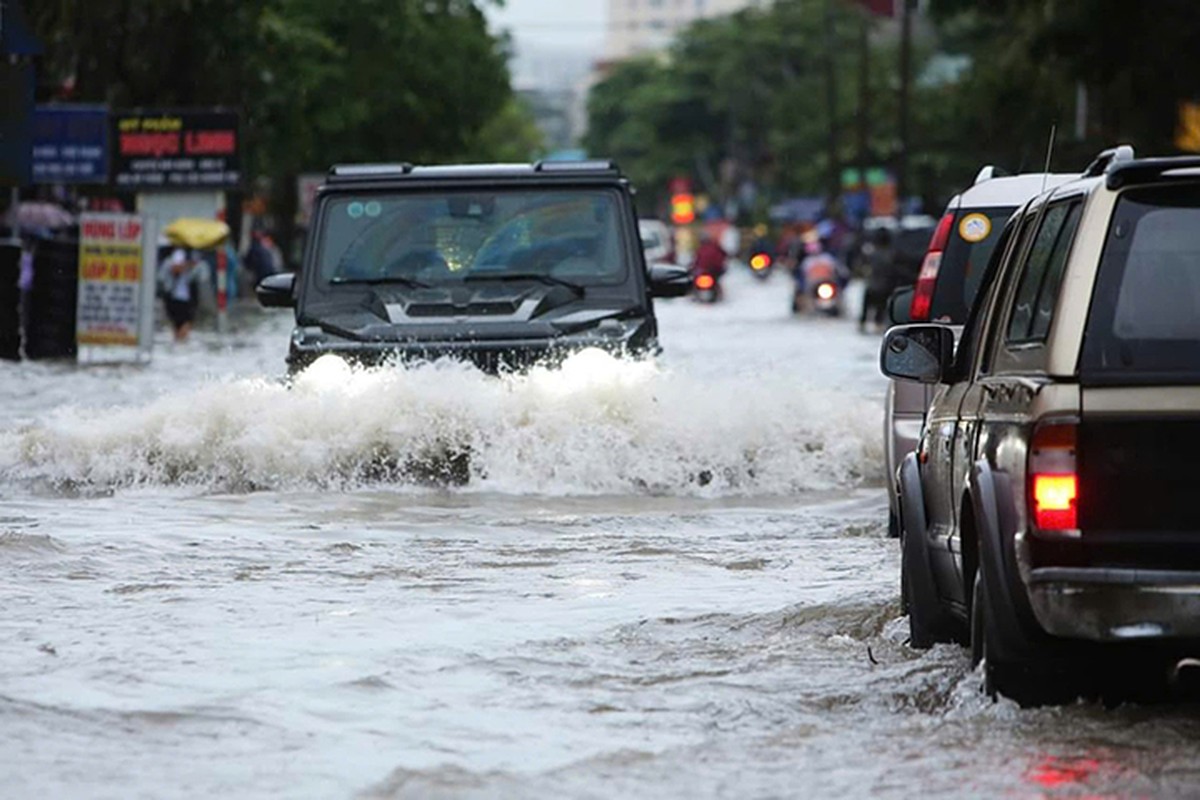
928, 211, 954, 253
1030, 423, 1078, 533
695, 274, 715, 290
1033, 475, 1077, 530
750, 254, 771, 270
909, 212, 954, 322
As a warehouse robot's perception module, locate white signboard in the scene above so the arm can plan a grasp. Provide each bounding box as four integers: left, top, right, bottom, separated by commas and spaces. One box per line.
76, 213, 145, 349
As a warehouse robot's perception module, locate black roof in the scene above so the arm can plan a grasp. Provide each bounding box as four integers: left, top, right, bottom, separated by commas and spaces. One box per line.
1106, 156, 1200, 190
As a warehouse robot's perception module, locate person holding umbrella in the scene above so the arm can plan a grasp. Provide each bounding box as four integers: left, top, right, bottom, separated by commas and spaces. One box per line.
157, 247, 203, 342
159, 217, 231, 341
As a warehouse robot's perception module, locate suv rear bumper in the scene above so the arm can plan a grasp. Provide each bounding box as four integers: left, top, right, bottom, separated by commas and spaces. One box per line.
1028, 567, 1200, 641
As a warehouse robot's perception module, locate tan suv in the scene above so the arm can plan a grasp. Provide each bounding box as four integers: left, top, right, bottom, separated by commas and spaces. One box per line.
881, 147, 1200, 705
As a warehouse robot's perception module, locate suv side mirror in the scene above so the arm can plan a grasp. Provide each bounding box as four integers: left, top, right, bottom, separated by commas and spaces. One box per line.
880, 324, 955, 384
256, 272, 296, 308
647, 262, 692, 298
887, 285, 915, 325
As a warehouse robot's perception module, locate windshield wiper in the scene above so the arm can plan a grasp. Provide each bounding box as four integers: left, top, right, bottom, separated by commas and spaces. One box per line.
462, 273, 585, 295
331, 275, 433, 289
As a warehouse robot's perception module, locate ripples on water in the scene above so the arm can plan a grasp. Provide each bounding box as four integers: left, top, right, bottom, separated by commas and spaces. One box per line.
1, 349, 883, 496
5, 293, 1200, 799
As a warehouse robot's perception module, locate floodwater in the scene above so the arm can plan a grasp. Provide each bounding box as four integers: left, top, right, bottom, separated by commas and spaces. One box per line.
2, 271, 1198, 799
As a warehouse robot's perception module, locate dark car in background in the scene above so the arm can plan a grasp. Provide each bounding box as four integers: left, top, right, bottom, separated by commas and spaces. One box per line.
257, 161, 691, 373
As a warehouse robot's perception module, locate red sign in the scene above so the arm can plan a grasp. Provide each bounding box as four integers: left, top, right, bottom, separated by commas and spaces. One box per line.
111, 109, 240, 190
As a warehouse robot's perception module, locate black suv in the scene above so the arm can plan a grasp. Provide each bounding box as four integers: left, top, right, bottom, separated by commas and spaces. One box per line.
257, 161, 690, 373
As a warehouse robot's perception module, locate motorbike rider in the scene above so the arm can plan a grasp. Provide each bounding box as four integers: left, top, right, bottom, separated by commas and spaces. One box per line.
793, 236, 849, 311
749, 224, 772, 259
691, 230, 728, 300
692, 230, 727, 278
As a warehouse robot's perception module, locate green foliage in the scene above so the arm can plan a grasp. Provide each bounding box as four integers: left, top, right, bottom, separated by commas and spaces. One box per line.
587, 0, 888, 210
29, 0, 513, 179
588, 0, 1200, 214
459, 96, 546, 163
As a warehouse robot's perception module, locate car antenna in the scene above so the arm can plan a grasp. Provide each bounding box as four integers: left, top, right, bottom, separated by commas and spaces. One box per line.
1041, 123, 1058, 193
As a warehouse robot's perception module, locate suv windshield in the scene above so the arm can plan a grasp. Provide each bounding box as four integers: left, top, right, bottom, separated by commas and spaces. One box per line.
1082, 184, 1200, 384
315, 188, 627, 287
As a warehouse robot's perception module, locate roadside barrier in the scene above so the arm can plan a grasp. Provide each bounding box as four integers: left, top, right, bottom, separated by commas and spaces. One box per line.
0, 244, 20, 361
24, 238, 78, 360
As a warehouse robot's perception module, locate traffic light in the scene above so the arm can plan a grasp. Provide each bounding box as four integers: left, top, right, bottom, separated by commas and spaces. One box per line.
670, 193, 695, 225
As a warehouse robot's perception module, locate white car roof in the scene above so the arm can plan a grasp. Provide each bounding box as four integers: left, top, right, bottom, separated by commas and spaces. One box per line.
954, 173, 1079, 208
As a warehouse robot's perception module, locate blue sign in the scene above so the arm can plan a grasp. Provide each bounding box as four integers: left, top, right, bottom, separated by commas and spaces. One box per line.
32, 105, 109, 184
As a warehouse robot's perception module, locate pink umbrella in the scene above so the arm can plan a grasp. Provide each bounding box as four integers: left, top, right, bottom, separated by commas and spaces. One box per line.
4, 201, 75, 231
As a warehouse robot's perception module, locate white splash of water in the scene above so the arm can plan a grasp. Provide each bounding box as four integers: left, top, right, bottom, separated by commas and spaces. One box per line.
0, 349, 883, 496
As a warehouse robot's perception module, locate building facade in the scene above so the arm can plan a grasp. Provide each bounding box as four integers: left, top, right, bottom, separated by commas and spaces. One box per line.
604, 0, 767, 60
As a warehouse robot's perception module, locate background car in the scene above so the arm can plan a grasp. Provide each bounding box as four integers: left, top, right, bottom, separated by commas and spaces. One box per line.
881, 167, 1077, 537
638, 218, 673, 264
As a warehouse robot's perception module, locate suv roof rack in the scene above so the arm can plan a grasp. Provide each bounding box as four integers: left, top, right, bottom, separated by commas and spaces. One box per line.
973, 165, 1006, 185
1083, 145, 1135, 178
328, 163, 414, 179
325, 161, 622, 184
534, 159, 619, 174
1106, 156, 1200, 189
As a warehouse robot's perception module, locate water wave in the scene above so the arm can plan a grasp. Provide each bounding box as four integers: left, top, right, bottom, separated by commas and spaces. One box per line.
0, 350, 883, 496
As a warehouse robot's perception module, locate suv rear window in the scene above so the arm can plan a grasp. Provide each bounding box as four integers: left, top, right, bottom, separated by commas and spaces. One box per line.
1081, 185, 1200, 384
930, 206, 1013, 323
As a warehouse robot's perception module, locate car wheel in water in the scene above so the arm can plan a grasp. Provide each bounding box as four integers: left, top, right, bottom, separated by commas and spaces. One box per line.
900, 519, 958, 649
970, 566, 1078, 706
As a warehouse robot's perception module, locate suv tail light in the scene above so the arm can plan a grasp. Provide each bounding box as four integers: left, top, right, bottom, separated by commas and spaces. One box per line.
1030, 423, 1078, 534
910, 212, 954, 321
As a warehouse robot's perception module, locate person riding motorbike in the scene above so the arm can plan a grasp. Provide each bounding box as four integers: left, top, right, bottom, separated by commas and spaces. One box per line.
693, 233, 726, 274
747, 223, 774, 278
792, 238, 849, 313
691, 231, 727, 302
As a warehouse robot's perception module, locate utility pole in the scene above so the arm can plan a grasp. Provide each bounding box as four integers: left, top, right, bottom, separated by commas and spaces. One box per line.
823, 0, 841, 203
896, 0, 913, 215
856, 9, 871, 185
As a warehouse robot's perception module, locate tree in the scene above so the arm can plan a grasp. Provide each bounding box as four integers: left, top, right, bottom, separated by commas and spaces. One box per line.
460, 96, 545, 163
586, 0, 885, 212
28, 0, 515, 216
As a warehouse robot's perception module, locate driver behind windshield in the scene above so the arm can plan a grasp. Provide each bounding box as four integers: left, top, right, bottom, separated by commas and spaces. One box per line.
318, 190, 625, 288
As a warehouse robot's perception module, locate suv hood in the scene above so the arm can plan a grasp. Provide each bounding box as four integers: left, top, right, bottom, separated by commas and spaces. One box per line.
300, 284, 638, 343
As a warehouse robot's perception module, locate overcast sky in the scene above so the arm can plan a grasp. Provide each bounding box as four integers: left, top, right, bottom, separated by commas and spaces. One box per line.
486, 0, 607, 55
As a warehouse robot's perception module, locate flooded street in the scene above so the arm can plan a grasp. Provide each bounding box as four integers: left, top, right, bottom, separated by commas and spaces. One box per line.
3, 272, 1199, 799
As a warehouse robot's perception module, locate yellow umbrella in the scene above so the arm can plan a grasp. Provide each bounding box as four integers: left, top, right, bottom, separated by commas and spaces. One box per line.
164, 217, 231, 250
